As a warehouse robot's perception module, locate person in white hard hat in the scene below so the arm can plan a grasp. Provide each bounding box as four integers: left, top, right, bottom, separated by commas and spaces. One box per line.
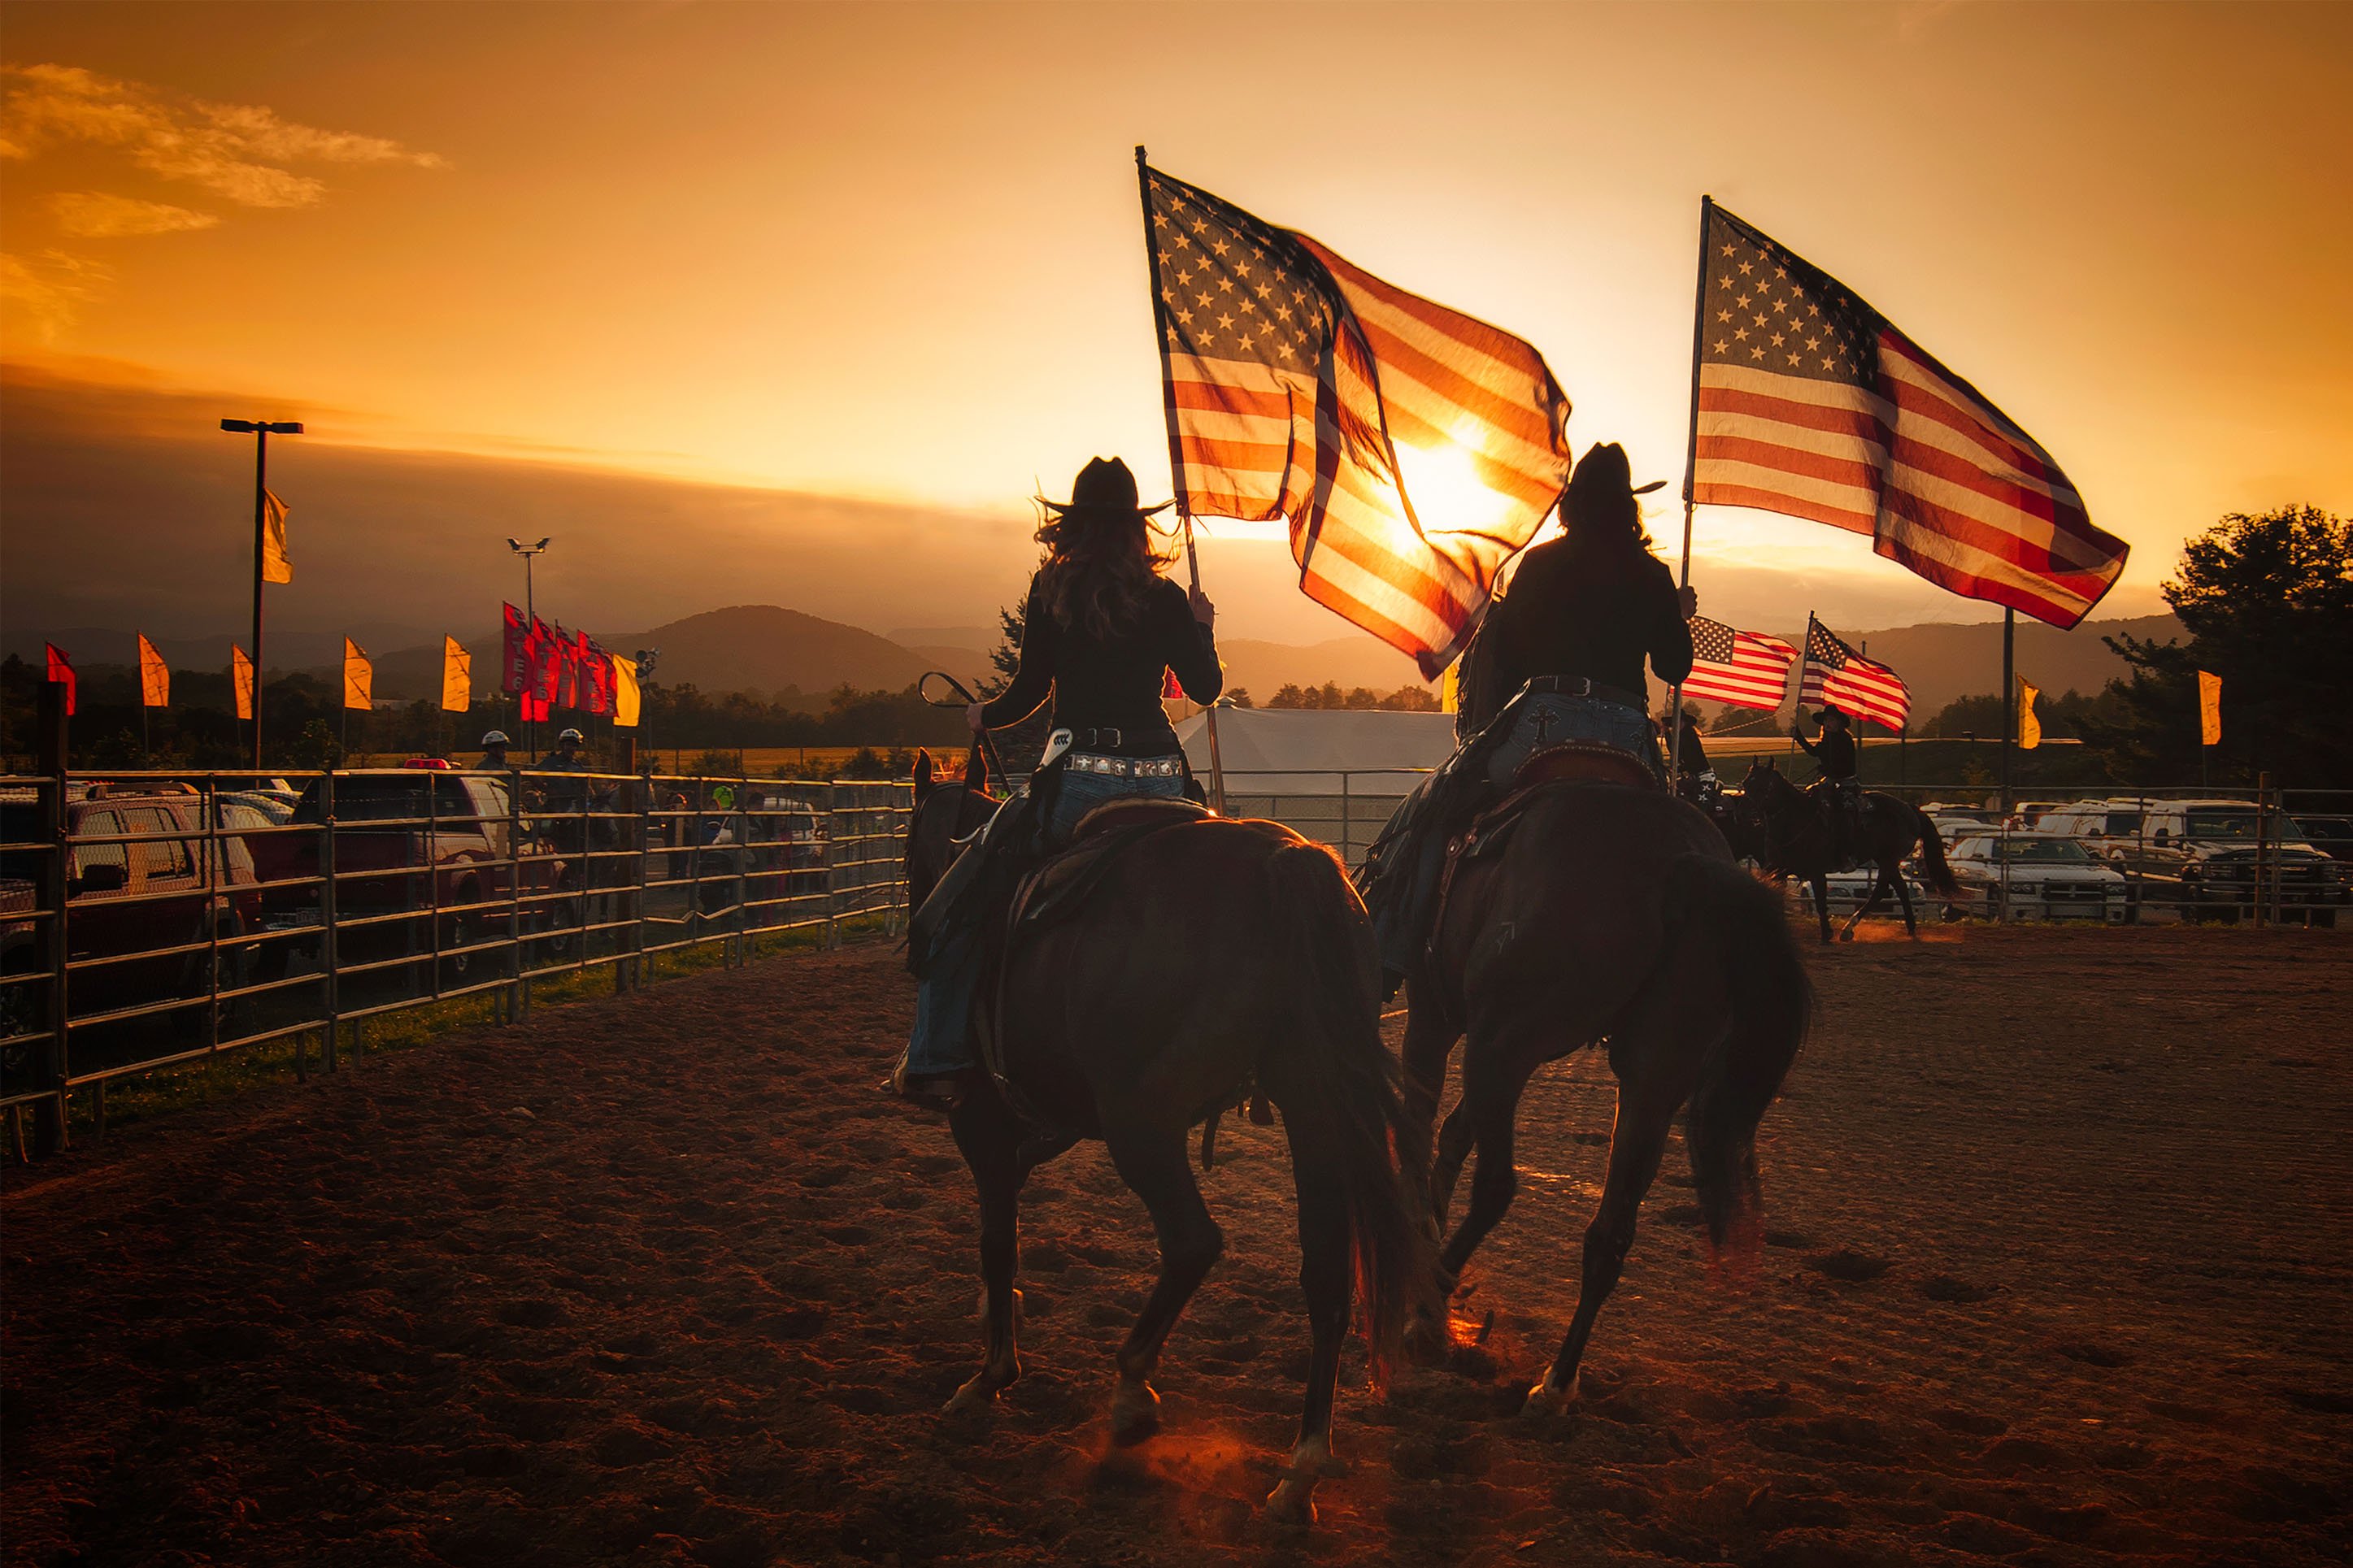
478, 730, 512, 770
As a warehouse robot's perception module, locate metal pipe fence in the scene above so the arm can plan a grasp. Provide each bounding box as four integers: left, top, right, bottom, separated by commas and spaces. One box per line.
0, 768, 911, 1145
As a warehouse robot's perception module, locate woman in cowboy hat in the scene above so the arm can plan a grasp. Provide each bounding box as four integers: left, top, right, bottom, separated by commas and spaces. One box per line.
894, 455, 1222, 1108
1467, 441, 1695, 788
1359, 442, 1696, 990
1794, 703, 1860, 865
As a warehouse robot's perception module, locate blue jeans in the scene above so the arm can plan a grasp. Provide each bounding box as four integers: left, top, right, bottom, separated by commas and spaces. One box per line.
902, 764, 1188, 1078
1485, 694, 1659, 788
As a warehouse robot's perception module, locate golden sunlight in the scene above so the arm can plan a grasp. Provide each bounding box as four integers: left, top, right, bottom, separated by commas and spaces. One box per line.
1394, 441, 1516, 537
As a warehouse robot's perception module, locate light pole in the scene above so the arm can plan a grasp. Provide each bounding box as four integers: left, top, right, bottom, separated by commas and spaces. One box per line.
506, 536, 550, 754
221, 418, 303, 772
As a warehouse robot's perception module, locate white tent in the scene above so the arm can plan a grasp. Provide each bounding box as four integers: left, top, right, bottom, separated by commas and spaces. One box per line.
1174, 706, 1455, 794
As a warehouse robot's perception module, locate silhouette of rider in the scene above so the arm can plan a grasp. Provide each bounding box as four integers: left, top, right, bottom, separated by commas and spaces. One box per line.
892, 456, 1221, 1111
1794, 706, 1860, 864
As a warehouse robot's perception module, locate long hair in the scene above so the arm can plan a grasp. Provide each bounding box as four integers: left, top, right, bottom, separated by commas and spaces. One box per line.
1555, 485, 1657, 579
1031, 501, 1175, 641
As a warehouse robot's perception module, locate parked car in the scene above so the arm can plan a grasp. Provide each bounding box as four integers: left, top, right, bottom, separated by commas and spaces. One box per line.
1793, 867, 1931, 922
2037, 798, 2158, 853
694, 792, 829, 914
0, 788, 264, 1048
1944, 833, 2135, 923
1920, 803, 2002, 842
2101, 801, 2351, 924
247, 770, 572, 978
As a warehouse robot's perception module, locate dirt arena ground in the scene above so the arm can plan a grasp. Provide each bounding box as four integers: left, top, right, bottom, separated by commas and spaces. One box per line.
5, 924, 2348, 1567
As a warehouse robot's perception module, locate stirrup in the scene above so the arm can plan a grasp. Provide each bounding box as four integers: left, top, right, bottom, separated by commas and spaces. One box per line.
887, 1056, 970, 1112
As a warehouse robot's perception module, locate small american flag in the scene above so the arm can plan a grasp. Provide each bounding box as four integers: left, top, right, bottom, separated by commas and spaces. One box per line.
1142, 159, 1572, 679
1798, 615, 1910, 731
1683, 617, 1798, 712
1690, 203, 2128, 630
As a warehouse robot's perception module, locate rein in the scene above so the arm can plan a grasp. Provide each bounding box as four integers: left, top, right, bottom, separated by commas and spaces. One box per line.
921, 671, 1011, 798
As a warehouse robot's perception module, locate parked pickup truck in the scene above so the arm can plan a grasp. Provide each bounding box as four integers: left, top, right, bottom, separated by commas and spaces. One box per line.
2078, 800, 2351, 925
2, 787, 265, 1053
1944, 833, 2134, 923
246, 768, 575, 976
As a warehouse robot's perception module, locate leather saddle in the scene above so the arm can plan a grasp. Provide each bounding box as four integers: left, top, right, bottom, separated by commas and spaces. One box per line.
1511, 740, 1659, 794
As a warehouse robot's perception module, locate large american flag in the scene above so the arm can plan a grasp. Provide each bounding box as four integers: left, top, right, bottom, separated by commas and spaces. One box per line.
1142, 159, 1572, 678
1690, 203, 2128, 630
1797, 615, 1911, 731
1683, 616, 1798, 712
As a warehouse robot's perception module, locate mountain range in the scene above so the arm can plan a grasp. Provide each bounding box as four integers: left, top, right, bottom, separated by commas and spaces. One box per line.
18, 600, 2182, 726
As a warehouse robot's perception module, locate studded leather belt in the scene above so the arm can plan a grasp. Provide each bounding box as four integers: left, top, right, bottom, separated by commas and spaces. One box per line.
1066, 752, 1186, 779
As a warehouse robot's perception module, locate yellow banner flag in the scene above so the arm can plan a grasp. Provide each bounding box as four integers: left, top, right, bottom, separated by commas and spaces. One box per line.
343, 637, 372, 711
262, 489, 292, 584
1440, 661, 1459, 715
2016, 675, 2041, 751
233, 645, 254, 720
2198, 669, 2222, 746
611, 654, 641, 728
441, 636, 472, 713
137, 632, 169, 707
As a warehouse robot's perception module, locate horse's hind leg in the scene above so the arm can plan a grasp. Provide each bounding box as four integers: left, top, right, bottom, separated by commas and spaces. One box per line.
1397, 998, 1459, 1206
1891, 862, 1920, 938
1525, 1071, 1681, 1415
1265, 1116, 1354, 1526
1101, 1116, 1224, 1446
945, 1097, 1027, 1414
1812, 874, 1834, 944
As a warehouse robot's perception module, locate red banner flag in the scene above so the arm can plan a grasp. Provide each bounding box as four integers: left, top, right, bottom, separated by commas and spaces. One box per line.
502, 602, 531, 694
582, 634, 612, 716
555, 624, 581, 710
529, 617, 560, 708
43, 642, 75, 715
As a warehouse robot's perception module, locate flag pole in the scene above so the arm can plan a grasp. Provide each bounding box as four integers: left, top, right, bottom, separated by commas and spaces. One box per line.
1790, 612, 1814, 757
1999, 607, 2015, 820
1667, 195, 1713, 794
1136, 144, 1225, 814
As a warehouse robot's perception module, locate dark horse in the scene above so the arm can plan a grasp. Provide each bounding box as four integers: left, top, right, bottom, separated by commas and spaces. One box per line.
1394, 710, 1814, 1414
1734, 759, 1959, 943
903, 752, 1430, 1525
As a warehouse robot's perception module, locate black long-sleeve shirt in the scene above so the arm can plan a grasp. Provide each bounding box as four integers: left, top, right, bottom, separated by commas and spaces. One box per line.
979, 575, 1222, 755
1477, 540, 1692, 710
1797, 726, 1857, 780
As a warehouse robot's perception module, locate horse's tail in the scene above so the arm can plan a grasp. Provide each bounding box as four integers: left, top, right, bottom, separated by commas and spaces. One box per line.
1670, 853, 1812, 1261
1906, 804, 1960, 896
1262, 838, 1433, 1393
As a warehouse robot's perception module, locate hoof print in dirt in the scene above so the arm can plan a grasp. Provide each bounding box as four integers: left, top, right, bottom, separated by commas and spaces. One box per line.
1917, 1274, 1999, 1304
1806, 1249, 1891, 1284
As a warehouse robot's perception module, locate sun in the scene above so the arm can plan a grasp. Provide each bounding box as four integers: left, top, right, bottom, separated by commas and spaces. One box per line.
1394, 441, 1516, 536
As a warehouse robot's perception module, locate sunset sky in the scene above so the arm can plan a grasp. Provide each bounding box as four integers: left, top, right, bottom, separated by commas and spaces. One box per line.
4, 1, 2347, 656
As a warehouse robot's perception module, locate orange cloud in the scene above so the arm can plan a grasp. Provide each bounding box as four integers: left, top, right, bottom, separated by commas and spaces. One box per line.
48, 191, 220, 238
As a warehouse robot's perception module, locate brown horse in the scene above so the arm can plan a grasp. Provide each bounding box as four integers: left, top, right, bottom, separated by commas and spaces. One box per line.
1733, 759, 1960, 942
1394, 758, 1812, 1414
904, 751, 1431, 1525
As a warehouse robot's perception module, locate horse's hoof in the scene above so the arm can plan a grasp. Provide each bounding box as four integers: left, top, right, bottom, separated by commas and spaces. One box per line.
1403, 1310, 1449, 1367
1263, 1478, 1318, 1527
942, 1364, 1016, 1417
1839, 929, 1856, 943
1108, 1378, 1160, 1446
1521, 1379, 1577, 1418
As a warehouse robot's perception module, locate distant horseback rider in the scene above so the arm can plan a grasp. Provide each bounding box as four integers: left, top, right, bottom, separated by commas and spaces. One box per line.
1794, 705, 1860, 865
891, 456, 1222, 1109
1360, 441, 1696, 990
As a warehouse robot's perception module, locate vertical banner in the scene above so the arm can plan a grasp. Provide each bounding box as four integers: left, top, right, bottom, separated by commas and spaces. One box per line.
343, 637, 373, 711
441, 636, 472, 714
555, 625, 581, 710
137, 633, 170, 707
611, 655, 641, 728
2016, 676, 2042, 751
2198, 670, 2222, 746
502, 602, 531, 693
529, 617, 560, 717
43, 642, 76, 715
261, 489, 293, 584
233, 645, 255, 721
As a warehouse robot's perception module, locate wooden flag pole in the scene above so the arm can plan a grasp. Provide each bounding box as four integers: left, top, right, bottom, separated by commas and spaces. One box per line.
1999, 606, 2016, 819
1667, 195, 1714, 793
1790, 613, 1814, 757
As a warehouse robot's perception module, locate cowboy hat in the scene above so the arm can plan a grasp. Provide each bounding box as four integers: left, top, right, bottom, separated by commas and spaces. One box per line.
1813, 706, 1850, 725
1567, 442, 1668, 505
1042, 456, 1174, 518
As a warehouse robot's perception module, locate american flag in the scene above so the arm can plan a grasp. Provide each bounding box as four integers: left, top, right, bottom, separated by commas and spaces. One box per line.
1797, 615, 1911, 731
1690, 204, 2128, 630
1682, 616, 1798, 712
1142, 159, 1572, 679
